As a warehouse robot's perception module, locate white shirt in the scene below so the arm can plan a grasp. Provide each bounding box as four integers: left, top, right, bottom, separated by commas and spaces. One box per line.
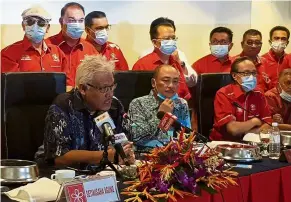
140, 48, 198, 87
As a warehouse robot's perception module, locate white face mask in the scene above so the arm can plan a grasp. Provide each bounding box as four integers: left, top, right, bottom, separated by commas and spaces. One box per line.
210, 45, 229, 58
280, 89, 291, 102
94, 29, 108, 45
270, 41, 287, 53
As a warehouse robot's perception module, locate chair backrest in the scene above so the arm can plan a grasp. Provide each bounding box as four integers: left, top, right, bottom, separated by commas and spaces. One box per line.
1, 72, 66, 160
195, 73, 232, 138
114, 71, 154, 111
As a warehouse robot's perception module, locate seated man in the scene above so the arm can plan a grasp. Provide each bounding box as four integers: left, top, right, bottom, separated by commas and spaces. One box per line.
43, 55, 134, 166
265, 69, 291, 130
127, 64, 191, 148
210, 57, 272, 141
132, 17, 190, 100
85, 11, 129, 70
1, 6, 72, 87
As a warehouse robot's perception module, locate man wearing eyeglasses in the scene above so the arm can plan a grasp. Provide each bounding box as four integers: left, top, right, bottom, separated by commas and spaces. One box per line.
132, 17, 190, 100
265, 69, 291, 130
127, 64, 191, 149
1, 6, 72, 85
47, 2, 97, 89
261, 26, 291, 91
192, 27, 234, 74
84, 11, 129, 71
210, 57, 272, 141
42, 55, 135, 167
234, 29, 268, 91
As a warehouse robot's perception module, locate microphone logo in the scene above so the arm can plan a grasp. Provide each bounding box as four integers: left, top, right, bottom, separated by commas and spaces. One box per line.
158, 112, 177, 132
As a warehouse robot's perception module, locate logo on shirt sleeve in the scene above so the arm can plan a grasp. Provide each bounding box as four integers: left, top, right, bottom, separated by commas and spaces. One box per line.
52, 54, 60, 62
250, 104, 256, 111
262, 72, 271, 84
110, 53, 119, 63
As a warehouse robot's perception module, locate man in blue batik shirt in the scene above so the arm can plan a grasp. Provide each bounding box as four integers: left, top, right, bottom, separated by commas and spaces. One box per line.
127, 64, 191, 149
41, 55, 135, 166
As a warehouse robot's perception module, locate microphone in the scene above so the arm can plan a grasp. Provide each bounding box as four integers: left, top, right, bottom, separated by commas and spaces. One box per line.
156, 111, 209, 144
232, 102, 272, 127
122, 113, 164, 146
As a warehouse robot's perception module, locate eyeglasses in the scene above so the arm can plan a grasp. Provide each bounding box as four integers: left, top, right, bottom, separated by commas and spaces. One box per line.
23, 17, 48, 27
87, 83, 117, 93
64, 18, 85, 24
210, 40, 230, 45
155, 37, 178, 41
236, 71, 257, 77
93, 25, 112, 31
245, 40, 262, 47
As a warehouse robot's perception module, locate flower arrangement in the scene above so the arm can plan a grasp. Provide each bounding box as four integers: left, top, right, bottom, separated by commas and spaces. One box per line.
121, 130, 238, 202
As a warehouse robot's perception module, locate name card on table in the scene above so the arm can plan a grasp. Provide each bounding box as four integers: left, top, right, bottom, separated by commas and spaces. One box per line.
61, 175, 120, 202
279, 149, 291, 163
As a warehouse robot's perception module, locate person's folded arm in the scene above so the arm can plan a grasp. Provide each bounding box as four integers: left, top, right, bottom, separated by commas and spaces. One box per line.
226, 117, 262, 137
278, 124, 291, 130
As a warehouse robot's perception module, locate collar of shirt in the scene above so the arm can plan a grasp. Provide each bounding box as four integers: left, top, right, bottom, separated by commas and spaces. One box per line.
230, 83, 260, 99
239, 52, 262, 67
148, 90, 160, 110
210, 54, 232, 64
22, 36, 51, 53
85, 37, 108, 54
55, 31, 84, 51
268, 49, 286, 62
151, 48, 176, 65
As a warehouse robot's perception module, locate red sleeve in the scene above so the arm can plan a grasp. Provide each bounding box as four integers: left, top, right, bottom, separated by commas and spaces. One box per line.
115, 49, 129, 71
213, 91, 236, 129
259, 93, 273, 123
1, 47, 19, 73
191, 60, 201, 74
132, 60, 143, 70
265, 91, 281, 115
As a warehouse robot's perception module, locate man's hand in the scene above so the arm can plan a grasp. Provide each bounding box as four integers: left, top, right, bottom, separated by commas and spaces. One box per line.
172, 50, 181, 63
273, 114, 283, 124
119, 142, 135, 165
158, 99, 174, 113
251, 117, 262, 127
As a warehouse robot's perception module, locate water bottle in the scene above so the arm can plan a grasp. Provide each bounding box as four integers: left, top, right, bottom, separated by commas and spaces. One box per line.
269, 122, 281, 159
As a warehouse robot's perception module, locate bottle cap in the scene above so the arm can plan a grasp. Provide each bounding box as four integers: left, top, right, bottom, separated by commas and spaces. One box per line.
272, 122, 278, 127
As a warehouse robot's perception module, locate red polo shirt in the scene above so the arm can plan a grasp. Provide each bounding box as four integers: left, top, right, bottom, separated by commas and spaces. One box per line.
210, 83, 272, 141
132, 50, 191, 100
265, 87, 291, 124
85, 39, 128, 71
192, 54, 233, 74
261, 49, 291, 91
1, 36, 71, 85
233, 53, 267, 92
47, 32, 98, 86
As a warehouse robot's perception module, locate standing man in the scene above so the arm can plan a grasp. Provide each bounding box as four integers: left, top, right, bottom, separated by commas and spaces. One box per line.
211, 57, 272, 141
132, 17, 191, 100
47, 2, 97, 88
234, 29, 267, 91
1, 6, 72, 86
85, 11, 129, 71
262, 26, 291, 91
192, 27, 234, 74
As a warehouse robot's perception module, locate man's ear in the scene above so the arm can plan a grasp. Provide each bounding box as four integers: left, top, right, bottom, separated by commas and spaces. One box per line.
151, 78, 156, 89
79, 84, 87, 95
21, 22, 25, 32
46, 24, 50, 33
229, 42, 234, 51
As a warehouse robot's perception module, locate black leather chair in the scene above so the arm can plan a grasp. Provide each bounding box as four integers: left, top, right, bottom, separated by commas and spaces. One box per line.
114, 71, 154, 112
1, 72, 66, 160
194, 73, 232, 138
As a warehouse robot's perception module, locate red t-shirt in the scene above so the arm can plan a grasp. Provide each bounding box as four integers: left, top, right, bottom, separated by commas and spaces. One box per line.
85, 39, 128, 71
210, 83, 272, 141
192, 54, 233, 74
47, 32, 98, 86
132, 50, 191, 100
261, 49, 291, 91
265, 87, 291, 124
1, 36, 72, 85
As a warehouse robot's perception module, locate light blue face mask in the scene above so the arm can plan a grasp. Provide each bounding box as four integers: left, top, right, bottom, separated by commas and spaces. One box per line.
210, 45, 229, 58
279, 83, 291, 102
25, 24, 46, 43
157, 93, 179, 101
94, 29, 108, 45
160, 39, 177, 55
66, 23, 84, 39
241, 75, 257, 92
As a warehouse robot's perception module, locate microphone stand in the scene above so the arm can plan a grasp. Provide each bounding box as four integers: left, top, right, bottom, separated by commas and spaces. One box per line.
89, 133, 123, 179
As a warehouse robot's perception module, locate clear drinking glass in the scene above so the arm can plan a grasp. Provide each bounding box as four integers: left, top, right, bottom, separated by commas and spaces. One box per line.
260, 130, 271, 156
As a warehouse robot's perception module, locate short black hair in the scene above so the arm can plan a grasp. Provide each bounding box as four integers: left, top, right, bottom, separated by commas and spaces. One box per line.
153, 64, 179, 79
210, 27, 233, 42
269, 26, 290, 40
242, 29, 262, 41
231, 56, 254, 73
85, 11, 106, 27
149, 17, 176, 40
61, 2, 85, 17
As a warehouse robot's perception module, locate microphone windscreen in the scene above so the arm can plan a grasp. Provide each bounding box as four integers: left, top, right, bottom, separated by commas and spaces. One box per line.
157, 111, 165, 120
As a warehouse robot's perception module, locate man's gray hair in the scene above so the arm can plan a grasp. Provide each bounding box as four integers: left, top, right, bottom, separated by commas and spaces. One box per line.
75, 55, 115, 86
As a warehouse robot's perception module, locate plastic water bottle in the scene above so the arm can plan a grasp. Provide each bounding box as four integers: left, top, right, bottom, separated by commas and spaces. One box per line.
269, 122, 281, 159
